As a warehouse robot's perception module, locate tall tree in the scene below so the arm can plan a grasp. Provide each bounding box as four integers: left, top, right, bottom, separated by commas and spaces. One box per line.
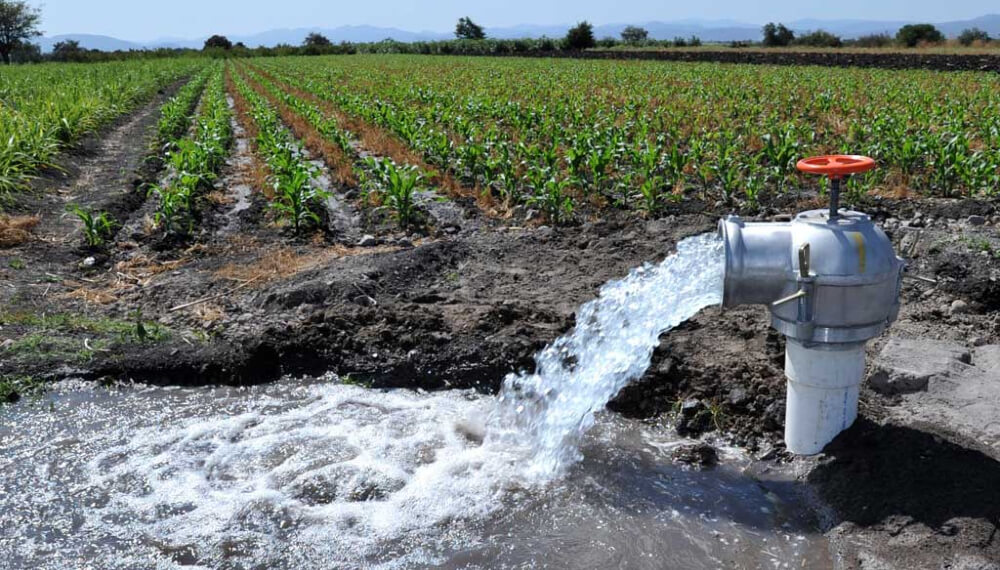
455, 17, 485, 40
304, 32, 332, 47
762, 22, 795, 47
565, 21, 596, 50
52, 39, 85, 62
0, 0, 42, 65
203, 35, 233, 50
896, 24, 944, 47
621, 25, 649, 46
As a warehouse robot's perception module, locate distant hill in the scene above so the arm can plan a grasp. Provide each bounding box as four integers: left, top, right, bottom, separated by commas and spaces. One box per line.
934, 14, 1000, 37
38, 34, 144, 52
37, 14, 1000, 53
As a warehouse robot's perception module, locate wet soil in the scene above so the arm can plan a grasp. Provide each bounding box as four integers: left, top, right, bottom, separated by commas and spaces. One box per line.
2, 84, 999, 569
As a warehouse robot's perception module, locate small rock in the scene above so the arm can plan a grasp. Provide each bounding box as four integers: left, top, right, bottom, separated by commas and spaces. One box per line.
728, 387, 749, 407
430, 331, 453, 344
869, 338, 972, 395
671, 443, 719, 467
397, 237, 413, 248
970, 337, 988, 347
358, 235, 377, 247
967, 215, 987, 226
81, 257, 96, 268
676, 399, 713, 436
949, 299, 970, 315
899, 232, 919, 254
645, 218, 671, 235
352, 295, 376, 307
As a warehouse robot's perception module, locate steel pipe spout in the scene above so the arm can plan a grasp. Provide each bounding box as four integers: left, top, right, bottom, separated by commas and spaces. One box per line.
718, 208, 905, 455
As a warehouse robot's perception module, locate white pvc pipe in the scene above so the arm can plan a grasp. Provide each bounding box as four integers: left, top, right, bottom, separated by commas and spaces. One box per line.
784, 340, 866, 455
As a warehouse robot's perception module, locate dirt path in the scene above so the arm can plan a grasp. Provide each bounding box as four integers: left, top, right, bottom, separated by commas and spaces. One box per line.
0, 84, 183, 311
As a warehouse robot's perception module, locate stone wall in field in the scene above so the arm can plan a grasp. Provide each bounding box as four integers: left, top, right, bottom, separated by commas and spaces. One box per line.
527, 50, 1000, 73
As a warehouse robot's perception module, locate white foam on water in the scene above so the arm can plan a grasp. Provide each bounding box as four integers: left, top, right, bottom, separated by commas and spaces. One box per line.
77, 381, 530, 569
490, 233, 725, 478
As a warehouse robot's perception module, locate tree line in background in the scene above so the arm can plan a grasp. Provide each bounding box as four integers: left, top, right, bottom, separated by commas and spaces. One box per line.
760, 21, 992, 48
0, 1, 996, 65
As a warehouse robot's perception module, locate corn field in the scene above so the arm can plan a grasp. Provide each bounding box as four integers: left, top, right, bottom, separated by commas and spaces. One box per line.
0, 58, 205, 197
249, 55, 1000, 218
5, 55, 1000, 222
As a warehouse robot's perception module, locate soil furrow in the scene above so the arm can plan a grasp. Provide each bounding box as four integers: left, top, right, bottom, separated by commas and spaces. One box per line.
235, 64, 358, 187
246, 64, 498, 216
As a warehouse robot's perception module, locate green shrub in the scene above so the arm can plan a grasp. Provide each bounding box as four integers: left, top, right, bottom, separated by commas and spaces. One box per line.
853, 33, 893, 48
794, 30, 842, 48
896, 24, 944, 47
958, 28, 991, 46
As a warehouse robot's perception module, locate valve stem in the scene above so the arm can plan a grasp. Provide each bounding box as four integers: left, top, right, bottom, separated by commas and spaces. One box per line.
829, 177, 841, 220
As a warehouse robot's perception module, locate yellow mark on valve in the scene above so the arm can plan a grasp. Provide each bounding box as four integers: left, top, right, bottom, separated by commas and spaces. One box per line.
852, 233, 867, 273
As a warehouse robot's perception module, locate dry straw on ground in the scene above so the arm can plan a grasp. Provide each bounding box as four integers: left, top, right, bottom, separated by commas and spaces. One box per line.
0, 215, 41, 248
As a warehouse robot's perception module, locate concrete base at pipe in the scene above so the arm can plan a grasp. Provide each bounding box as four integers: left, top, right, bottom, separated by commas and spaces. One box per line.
784, 340, 866, 455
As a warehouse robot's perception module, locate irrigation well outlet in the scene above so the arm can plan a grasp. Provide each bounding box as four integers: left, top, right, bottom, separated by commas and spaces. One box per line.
718, 156, 905, 454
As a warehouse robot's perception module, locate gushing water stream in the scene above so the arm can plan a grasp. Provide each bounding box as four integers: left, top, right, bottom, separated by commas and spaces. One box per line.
0, 234, 832, 569
490, 233, 725, 478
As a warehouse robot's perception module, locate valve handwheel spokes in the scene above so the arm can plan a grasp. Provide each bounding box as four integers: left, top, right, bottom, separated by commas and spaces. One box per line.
796, 155, 877, 219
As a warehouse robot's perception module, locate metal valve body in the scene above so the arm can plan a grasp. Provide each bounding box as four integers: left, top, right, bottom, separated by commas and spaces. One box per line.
719, 209, 905, 454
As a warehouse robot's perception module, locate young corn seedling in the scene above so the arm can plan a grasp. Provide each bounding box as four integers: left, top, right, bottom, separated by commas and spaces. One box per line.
383, 161, 422, 228
527, 175, 573, 223
361, 157, 422, 229
67, 205, 116, 248
269, 163, 330, 234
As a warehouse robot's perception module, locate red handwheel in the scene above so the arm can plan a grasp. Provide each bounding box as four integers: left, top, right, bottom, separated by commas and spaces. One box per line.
796, 155, 876, 219
796, 155, 876, 179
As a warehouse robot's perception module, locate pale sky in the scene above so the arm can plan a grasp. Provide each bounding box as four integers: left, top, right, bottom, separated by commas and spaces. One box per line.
28, 0, 998, 41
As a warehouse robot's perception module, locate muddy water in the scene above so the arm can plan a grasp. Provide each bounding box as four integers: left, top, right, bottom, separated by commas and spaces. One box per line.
0, 234, 834, 568
0, 377, 831, 569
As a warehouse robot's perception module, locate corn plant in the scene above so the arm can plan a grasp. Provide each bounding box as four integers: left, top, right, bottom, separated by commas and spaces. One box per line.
67, 205, 116, 248
233, 71, 329, 235
150, 65, 232, 235
360, 157, 423, 228
527, 175, 573, 223
156, 69, 212, 145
